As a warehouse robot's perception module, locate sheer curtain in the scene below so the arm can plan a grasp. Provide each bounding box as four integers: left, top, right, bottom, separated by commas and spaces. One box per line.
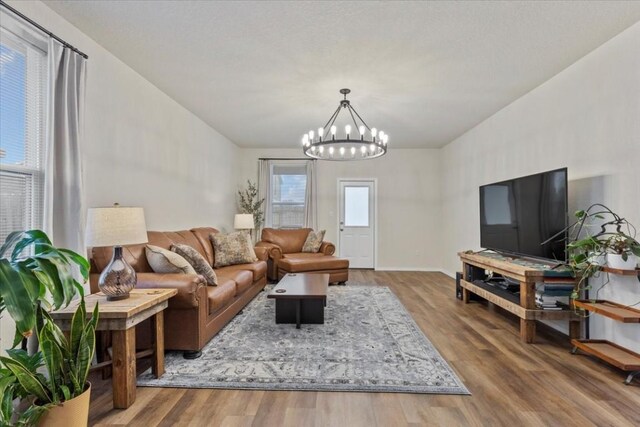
304, 160, 317, 229
257, 159, 272, 237
43, 38, 87, 254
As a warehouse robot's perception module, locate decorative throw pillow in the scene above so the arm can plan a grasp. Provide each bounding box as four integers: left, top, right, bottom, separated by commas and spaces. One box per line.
145, 245, 196, 274
302, 230, 326, 253
210, 231, 258, 268
171, 243, 218, 286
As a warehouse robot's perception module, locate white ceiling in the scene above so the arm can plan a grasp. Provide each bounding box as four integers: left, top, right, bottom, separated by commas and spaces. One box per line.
46, 1, 640, 148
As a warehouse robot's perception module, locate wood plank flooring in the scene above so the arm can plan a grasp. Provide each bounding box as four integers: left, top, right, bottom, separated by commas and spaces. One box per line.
88, 271, 640, 426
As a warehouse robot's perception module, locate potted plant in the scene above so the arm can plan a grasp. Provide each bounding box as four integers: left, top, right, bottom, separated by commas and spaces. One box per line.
546, 204, 640, 300
237, 180, 265, 236
0, 230, 97, 426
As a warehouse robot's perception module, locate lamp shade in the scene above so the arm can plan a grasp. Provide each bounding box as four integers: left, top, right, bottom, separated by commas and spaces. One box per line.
85, 206, 148, 247
234, 214, 254, 230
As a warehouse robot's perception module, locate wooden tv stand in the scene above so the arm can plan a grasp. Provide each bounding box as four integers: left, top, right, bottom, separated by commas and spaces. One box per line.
458, 251, 581, 343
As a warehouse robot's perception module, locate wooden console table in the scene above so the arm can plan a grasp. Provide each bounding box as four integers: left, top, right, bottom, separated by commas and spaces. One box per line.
458, 251, 581, 343
51, 288, 177, 409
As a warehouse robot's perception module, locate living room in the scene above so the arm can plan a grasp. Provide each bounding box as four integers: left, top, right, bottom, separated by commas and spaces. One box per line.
0, 1, 639, 426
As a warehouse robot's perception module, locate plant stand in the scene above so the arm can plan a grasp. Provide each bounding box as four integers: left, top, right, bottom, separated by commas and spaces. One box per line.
571, 268, 640, 385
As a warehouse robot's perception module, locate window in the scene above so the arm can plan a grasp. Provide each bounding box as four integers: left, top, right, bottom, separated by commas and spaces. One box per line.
0, 14, 47, 245
269, 163, 307, 229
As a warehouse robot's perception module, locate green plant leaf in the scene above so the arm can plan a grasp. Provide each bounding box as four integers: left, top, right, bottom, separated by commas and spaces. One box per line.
60, 384, 71, 401
0, 259, 37, 338
0, 356, 50, 403
58, 248, 90, 280
69, 299, 86, 360
74, 324, 95, 392
31, 257, 65, 309
10, 230, 52, 261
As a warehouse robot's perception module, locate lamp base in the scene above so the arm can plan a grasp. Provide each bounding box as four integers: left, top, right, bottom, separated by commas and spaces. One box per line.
106, 294, 130, 301
98, 246, 137, 301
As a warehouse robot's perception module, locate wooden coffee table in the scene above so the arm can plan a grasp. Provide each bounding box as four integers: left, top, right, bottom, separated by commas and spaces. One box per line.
51, 288, 176, 409
268, 273, 329, 328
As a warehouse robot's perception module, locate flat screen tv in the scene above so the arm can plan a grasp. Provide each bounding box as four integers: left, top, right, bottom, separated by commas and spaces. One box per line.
479, 168, 568, 262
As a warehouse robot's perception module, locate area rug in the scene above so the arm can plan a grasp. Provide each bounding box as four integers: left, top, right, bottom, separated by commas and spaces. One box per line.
137, 284, 469, 394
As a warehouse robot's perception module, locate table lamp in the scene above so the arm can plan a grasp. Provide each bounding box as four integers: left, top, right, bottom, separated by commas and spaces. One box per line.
234, 213, 255, 240
85, 204, 148, 300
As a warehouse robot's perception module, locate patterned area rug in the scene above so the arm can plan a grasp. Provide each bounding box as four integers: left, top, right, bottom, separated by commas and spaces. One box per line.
138, 284, 469, 394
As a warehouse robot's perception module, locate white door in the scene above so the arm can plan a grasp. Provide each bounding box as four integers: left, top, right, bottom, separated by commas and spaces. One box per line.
339, 180, 375, 269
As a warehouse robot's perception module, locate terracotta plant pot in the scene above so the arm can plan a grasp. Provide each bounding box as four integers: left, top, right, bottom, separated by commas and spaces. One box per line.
38, 383, 91, 427
607, 253, 638, 270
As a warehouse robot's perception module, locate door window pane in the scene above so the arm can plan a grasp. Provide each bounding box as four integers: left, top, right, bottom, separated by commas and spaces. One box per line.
344, 186, 369, 227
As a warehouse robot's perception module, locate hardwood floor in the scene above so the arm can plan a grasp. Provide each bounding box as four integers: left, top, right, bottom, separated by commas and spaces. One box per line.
88, 271, 640, 426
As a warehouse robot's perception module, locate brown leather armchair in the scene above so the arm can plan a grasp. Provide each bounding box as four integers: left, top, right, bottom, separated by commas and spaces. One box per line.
90, 227, 267, 358
256, 228, 348, 284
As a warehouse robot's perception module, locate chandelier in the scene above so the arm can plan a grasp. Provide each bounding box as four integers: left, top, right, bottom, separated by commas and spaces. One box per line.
302, 89, 388, 161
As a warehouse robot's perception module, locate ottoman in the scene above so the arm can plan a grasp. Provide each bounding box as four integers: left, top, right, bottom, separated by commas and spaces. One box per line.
277, 256, 349, 285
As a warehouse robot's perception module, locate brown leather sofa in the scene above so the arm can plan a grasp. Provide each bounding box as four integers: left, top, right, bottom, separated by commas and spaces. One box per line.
256, 228, 349, 284
89, 227, 267, 357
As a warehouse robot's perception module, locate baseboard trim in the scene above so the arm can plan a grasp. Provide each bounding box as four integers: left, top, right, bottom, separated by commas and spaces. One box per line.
374, 267, 445, 273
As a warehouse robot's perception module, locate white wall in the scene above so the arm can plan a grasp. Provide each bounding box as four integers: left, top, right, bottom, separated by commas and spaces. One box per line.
238, 148, 443, 271
1, 1, 240, 352
441, 23, 640, 349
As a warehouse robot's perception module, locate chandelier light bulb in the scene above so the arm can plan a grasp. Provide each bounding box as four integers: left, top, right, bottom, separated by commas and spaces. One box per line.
329, 146, 334, 156
370, 144, 375, 152
309, 130, 314, 141
345, 124, 351, 137
331, 125, 337, 135
340, 147, 345, 156
379, 131, 384, 140
359, 125, 365, 135
318, 127, 324, 138
311, 146, 316, 152
351, 147, 356, 155
371, 128, 377, 138
319, 146, 324, 154
383, 134, 389, 145
360, 145, 367, 154
302, 134, 309, 146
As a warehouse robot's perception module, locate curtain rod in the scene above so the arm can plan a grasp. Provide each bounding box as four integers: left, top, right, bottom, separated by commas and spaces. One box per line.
258, 157, 316, 161
0, 0, 88, 59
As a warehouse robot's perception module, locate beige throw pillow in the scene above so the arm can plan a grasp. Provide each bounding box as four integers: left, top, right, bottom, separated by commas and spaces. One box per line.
210, 231, 258, 268
171, 243, 218, 286
302, 230, 326, 253
145, 245, 196, 274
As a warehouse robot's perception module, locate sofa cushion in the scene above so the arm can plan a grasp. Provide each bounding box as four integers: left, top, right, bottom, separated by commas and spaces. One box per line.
171, 243, 218, 286
283, 252, 325, 259
207, 279, 236, 314
216, 261, 267, 282
190, 227, 219, 267
210, 232, 258, 268
145, 245, 196, 275
260, 228, 313, 254
217, 268, 254, 295
302, 230, 326, 253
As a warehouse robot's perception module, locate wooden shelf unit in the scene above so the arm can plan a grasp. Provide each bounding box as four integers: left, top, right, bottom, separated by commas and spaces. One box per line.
599, 266, 640, 276
458, 251, 581, 344
573, 300, 640, 323
571, 293, 640, 385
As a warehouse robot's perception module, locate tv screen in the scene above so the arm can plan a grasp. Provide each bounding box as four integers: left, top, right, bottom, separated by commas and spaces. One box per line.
479, 168, 568, 262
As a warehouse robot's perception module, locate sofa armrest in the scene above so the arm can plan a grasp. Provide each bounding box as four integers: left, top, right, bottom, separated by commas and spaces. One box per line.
320, 241, 336, 256
255, 241, 283, 260
136, 273, 206, 309
254, 246, 269, 262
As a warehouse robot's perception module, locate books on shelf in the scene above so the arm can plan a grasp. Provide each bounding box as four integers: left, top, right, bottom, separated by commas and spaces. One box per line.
535, 283, 573, 310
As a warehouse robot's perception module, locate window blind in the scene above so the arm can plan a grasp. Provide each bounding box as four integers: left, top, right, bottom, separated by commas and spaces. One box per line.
270, 164, 308, 229
0, 15, 47, 245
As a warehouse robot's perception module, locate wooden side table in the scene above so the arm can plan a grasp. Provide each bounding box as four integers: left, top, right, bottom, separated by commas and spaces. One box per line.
51, 288, 177, 409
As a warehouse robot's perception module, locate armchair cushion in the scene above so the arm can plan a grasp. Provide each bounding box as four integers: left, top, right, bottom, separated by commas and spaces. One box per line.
171, 243, 218, 286
207, 279, 236, 314
302, 230, 326, 253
